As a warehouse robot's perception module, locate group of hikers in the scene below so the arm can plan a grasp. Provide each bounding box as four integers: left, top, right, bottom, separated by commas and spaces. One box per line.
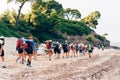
0, 36, 102, 68
45, 40, 94, 60
15, 36, 39, 67
0, 36, 39, 68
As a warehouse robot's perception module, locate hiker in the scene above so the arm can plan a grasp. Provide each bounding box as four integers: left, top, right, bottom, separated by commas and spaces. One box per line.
16, 38, 25, 64
62, 41, 69, 58
70, 43, 76, 57
67, 43, 70, 57
87, 43, 94, 58
33, 41, 39, 60
79, 45, 83, 55
97, 44, 101, 49
75, 43, 79, 57
55, 42, 61, 59
45, 40, 53, 61
24, 36, 34, 67
53, 41, 58, 58
0, 37, 7, 68
101, 45, 104, 51
82, 44, 86, 56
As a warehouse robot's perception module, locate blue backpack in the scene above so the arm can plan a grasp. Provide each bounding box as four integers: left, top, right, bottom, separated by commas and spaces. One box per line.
25, 40, 33, 49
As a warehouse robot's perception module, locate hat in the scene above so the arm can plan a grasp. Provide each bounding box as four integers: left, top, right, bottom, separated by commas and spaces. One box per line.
45, 40, 52, 42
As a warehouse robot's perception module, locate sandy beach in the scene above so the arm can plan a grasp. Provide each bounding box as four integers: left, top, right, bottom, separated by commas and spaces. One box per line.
0, 47, 120, 80
0, 37, 120, 80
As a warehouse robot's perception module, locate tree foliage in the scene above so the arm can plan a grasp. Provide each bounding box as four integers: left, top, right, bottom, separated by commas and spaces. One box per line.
7, 0, 35, 26
0, 0, 104, 42
63, 8, 81, 20
81, 11, 101, 29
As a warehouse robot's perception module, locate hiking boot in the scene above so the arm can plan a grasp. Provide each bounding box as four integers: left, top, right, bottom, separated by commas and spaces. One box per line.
27, 64, 31, 67
27, 63, 29, 66
49, 59, 51, 61
28, 65, 32, 67
2, 66, 7, 68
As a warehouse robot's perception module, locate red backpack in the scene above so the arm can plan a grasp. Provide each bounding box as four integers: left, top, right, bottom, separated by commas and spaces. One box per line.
16, 39, 23, 49
46, 42, 51, 49
82, 46, 86, 51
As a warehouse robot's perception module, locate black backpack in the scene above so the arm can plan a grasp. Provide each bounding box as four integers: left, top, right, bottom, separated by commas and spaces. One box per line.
62, 43, 67, 49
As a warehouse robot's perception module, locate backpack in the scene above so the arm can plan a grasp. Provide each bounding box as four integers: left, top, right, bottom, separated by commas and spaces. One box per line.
88, 44, 92, 51
62, 43, 67, 49
82, 46, 85, 51
16, 39, 23, 49
54, 43, 58, 49
25, 40, 33, 49
75, 45, 79, 50
46, 42, 51, 49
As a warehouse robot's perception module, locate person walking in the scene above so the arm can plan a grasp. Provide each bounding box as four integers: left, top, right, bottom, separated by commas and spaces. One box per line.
45, 40, 53, 61
0, 38, 7, 68
24, 36, 34, 67
87, 43, 94, 58
62, 41, 69, 58
16, 38, 25, 64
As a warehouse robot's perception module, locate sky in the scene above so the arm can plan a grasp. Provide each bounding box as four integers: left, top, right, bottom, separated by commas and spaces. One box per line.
0, 0, 120, 43
0, 0, 31, 14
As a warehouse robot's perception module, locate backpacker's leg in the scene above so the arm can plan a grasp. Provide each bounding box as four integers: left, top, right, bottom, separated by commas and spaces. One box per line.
0, 49, 6, 68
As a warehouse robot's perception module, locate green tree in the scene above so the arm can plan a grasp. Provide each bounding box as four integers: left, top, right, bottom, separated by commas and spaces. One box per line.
63, 8, 81, 20
103, 33, 108, 39
87, 34, 94, 42
81, 11, 101, 29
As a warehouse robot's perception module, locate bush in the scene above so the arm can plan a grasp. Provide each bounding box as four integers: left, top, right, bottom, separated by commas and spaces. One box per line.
94, 35, 105, 41
86, 34, 94, 42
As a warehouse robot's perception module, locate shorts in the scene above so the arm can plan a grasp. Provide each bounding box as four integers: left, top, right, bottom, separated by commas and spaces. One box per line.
56, 49, 61, 54
71, 48, 75, 50
25, 48, 33, 54
63, 48, 68, 53
0, 49, 4, 56
54, 48, 57, 54
18, 48, 23, 53
79, 49, 82, 53
88, 50, 93, 53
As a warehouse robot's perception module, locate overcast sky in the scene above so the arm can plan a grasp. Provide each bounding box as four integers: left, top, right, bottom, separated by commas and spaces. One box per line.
0, 0, 120, 42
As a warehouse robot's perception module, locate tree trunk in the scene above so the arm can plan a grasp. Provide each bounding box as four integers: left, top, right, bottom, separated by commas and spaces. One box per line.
15, 1, 25, 26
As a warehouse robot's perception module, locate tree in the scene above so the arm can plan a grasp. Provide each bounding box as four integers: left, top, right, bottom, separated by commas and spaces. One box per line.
46, 0, 63, 14
7, 0, 34, 26
103, 33, 108, 39
63, 8, 81, 20
103, 33, 108, 36
81, 11, 101, 29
